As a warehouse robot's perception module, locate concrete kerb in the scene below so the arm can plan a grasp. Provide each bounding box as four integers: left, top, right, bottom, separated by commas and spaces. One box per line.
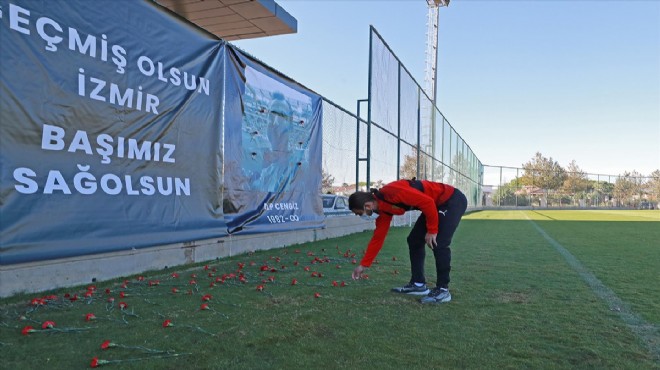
0, 216, 375, 298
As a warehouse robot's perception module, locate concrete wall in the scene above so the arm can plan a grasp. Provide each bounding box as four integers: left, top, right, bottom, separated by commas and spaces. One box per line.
0, 216, 374, 298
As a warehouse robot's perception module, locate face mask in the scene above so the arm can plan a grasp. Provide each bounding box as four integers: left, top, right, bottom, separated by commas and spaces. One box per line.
360, 213, 378, 221
360, 206, 378, 221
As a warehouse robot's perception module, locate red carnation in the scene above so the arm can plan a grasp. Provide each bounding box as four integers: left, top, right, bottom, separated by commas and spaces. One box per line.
314, 293, 321, 298
100, 340, 116, 350
42, 321, 55, 329
256, 285, 264, 292
90, 357, 110, 368
85, 313, 96, 321
200, 303, 210, 310
21, 326, 36, 335
291, 279, 298, 285
202, 294, 212, 301
118, 302, 128, 309
162, 319, 173, 328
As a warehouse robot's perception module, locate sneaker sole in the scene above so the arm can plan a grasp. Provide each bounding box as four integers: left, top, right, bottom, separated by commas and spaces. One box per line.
420, 295, 451, 304
391, 289, 430, 295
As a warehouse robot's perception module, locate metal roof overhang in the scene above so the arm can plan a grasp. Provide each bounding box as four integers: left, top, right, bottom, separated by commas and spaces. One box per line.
154, 0, 297, 41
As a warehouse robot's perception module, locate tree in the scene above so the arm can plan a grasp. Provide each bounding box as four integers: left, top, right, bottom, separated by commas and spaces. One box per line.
562, 160, 591, 204
321, 169, 335, 193
399, 147, 419, 180
646, 170, 660, 205
492, 178, 530, 206
520, 152, 566, 189
613, 171, 644, 207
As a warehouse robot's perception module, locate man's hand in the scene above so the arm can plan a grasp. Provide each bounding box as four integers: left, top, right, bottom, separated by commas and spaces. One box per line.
425, 233, 437, 249
352, 265, 367, 280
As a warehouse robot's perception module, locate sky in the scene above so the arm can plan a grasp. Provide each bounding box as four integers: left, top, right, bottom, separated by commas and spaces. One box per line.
233, 0, 660, 178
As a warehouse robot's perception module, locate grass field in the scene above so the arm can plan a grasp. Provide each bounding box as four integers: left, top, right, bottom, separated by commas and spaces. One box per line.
1, 210, 658, 369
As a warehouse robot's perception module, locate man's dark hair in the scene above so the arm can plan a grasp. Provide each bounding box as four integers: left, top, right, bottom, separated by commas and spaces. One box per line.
348, 191, 375, 211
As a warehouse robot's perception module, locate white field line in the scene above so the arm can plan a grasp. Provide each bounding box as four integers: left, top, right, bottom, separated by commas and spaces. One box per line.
525, 214, 660, 363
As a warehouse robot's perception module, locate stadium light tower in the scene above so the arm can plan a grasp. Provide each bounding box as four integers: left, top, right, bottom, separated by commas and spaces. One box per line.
424, 0, 449, 105
421, 0, 449, 181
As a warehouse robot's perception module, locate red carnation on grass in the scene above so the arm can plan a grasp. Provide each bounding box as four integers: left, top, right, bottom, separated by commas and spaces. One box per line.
340, 281, 347, 287
260, 265, 269, 271
256, 285, 264, 292
200, 303, 210, 310
100, 340, 116, 350
119, 292, 126, 298
202, 294, 212, 301
314, 293, 321, 298
84, 291, 94, 298
118, 302, 128, 309
107, 297, 115, 303
21, 326, 36, 336
137, 276, 144, 281
190, 274, 197, 278
171, 288, 179, 294
332, 281, 338, 287
90, 356, 111, 368
162, 319, 173, 328
291, 278, 298, 285
189, 280, 197, 285
171, 272, 179, 278
304, 266, 310, 272
85, 313, 96, 321
87, 285, 96, 291
352, 259, 357, 264
41, 321, 56, 329
104, 288, 111, 294
204, 265, 210, 270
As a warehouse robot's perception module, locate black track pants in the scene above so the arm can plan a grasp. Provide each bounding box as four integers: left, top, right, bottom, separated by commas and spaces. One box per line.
407, 188, 468, 288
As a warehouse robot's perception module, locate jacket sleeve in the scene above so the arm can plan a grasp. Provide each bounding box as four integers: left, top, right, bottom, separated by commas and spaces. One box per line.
360, 213, 392, 267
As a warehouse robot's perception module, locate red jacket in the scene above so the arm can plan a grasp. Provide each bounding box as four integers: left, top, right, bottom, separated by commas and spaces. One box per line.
361, 179, 455, 267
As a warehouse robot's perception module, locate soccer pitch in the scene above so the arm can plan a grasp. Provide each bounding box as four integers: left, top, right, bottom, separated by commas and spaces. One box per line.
0, 210, 658, 369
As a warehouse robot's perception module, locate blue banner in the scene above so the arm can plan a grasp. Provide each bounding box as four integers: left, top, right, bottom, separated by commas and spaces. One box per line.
0, 1, 227, 264
223, 48, 324, 234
